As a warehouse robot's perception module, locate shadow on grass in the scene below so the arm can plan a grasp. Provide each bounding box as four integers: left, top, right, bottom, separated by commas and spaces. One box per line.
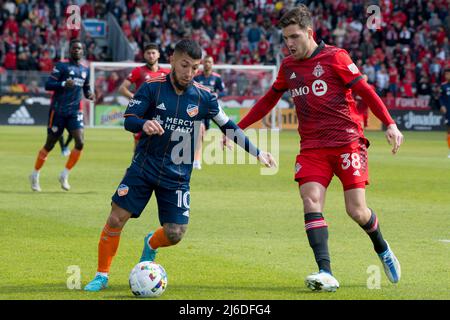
0, 190, 98, 195
0, 282, 370, 300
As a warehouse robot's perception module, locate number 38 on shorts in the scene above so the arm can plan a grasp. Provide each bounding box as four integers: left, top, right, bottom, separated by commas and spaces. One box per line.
294, 141, 369, 188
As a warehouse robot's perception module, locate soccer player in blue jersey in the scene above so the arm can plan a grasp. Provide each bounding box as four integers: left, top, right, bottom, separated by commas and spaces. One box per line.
439, 67, 450, 158
192, 55, 226, 169
84, 39, 276, 292
29, 39, 94, 192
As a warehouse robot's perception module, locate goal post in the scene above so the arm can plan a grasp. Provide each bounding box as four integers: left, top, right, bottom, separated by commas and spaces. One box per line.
89, 62, 283, 129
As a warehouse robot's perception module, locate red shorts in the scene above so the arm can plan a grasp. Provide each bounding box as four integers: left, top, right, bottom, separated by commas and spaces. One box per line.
294, 140, 369, 190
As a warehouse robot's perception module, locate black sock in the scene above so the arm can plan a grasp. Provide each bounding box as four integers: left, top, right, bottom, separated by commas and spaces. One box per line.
305, 212, 331, 274
360, 209, 388, 254
58, 135, 65, 150
64, 133, 73, 148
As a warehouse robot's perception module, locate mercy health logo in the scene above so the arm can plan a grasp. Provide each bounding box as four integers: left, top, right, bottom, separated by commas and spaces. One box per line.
8, 106, 35, 125
290, 80, 328, 98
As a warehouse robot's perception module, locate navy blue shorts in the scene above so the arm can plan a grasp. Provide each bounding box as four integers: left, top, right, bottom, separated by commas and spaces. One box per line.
111, 165, 190, 225
47, 109, 84, 136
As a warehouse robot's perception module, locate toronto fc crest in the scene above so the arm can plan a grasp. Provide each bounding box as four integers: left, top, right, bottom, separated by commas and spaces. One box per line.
313, 63, 324, 78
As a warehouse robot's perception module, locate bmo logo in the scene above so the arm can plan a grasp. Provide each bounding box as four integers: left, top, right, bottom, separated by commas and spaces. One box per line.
312, 80, 327, 96
290, 86, 309, 98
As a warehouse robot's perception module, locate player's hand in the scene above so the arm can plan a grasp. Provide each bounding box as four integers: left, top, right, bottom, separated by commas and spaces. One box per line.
65, 79, 75, 88
385, 124, 404, 155
143, 120, 165, 136
221, 134, 233, 150
257, 151, 277, 168
87, 93, 96, 101
440, 106, 447, 114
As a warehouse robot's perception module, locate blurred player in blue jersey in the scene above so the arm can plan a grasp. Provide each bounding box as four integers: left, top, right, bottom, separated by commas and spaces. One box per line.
193, 55, 225, 169
29, 39, 94, 192
84, 39, 276, 292
439, 67, 450, 158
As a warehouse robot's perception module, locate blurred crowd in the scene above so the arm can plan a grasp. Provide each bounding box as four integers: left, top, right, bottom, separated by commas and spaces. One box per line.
1, 0, 449, 99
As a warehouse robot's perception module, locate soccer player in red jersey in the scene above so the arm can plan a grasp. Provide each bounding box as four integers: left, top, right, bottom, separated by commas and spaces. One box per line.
118, 43, 170, 149
238, 5, 404, 292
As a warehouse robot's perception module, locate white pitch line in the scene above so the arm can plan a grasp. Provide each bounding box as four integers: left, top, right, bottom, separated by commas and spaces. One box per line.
438, 240, 450, 243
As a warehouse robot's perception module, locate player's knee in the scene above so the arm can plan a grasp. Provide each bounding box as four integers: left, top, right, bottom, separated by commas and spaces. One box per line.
346, 206, 369, 224
74, 141, 84, 150
107, 206, 131, 229
301, 194, 321, 212
164, 224, 186, 244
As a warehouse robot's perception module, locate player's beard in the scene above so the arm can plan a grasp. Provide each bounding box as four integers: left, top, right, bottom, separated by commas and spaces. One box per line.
171, 70, 191, 91
146, 60, 157, 68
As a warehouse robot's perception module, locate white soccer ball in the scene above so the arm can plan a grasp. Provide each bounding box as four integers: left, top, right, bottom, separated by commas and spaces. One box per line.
129, 261, 168, 298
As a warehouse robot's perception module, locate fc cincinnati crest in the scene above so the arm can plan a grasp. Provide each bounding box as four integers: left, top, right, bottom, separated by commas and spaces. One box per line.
81, 71, 87, 79
186, 104, 199, 117
117, 184, 129, 197
313, 63, 324, 78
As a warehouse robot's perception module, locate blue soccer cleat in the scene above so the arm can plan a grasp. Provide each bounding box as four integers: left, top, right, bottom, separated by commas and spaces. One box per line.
84, 274, 108, 292
378, 241, 401, 283
139, 232, 158, 262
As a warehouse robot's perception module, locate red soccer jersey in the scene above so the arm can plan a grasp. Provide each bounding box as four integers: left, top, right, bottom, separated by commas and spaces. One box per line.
126, 65, 170, 91
274, 42, 366, 149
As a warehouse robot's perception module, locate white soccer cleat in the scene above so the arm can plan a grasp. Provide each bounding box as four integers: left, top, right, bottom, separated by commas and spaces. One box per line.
29, 174, 41, 192
305, 271, 340, 292
59, 172, 71, 191
378, 241, 401, 283
193, 160, 202, 170
61, 147, 71, 157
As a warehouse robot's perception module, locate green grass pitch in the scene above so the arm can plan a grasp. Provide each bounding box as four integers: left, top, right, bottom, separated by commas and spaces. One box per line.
0, 126, 449, 300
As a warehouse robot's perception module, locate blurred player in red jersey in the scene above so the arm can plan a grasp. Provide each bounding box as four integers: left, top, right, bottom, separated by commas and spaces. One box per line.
238, 5, 404, 292
118, 43, 170, 149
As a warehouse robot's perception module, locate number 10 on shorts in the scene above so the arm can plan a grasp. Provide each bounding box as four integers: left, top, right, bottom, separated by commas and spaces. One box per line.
176, 190, 190, 209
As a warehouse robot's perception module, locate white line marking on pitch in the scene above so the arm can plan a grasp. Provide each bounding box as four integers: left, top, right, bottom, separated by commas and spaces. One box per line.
438, 240, 450, 243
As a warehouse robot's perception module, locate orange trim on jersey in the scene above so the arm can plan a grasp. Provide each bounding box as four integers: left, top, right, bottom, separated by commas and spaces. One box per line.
123, 113, 142, 118
48, 110, 55, 128
211, 72, 222, 77
193, 82, 212, 92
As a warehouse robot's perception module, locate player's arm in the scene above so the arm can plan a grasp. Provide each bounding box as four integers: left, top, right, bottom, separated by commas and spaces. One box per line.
123, 83, 164, 135
439, 86, 447, 114
216, 77, 226, 97
83, 69, 95, 101
334, 50, 403, 154
237, 63, 287, 130
118, 79, 134, 99
208, 95, 276, 167
119, 69, 138, 99
45, 63, 70, 90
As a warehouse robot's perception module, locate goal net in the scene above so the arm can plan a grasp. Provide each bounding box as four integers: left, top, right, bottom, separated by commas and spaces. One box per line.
89, 62, 283, 129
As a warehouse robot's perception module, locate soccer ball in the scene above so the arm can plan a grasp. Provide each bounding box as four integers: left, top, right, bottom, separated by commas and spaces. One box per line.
129, 261, 168, 298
